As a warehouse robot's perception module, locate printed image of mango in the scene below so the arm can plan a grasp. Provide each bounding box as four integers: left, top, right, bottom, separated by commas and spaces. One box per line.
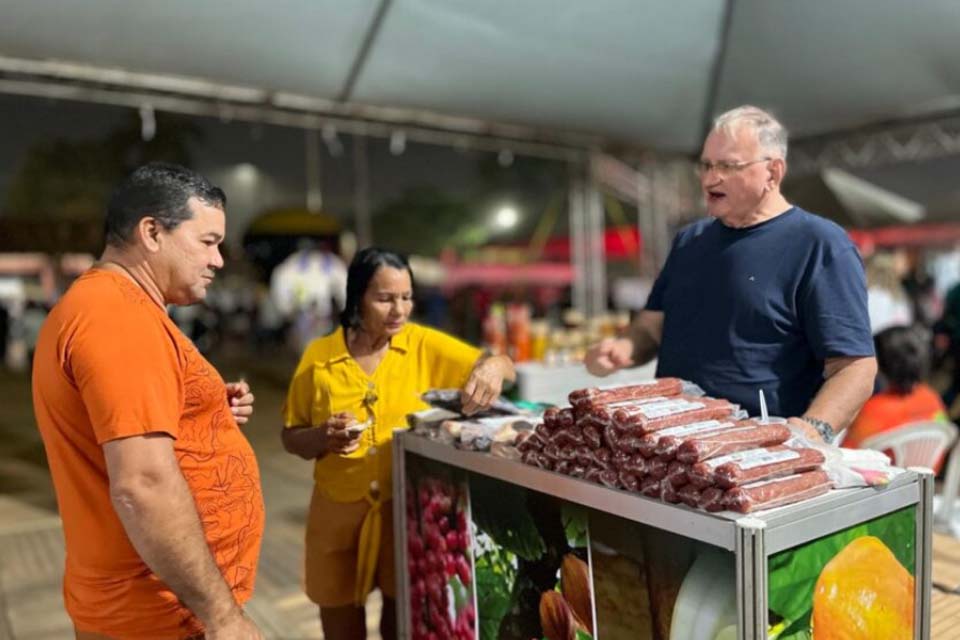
811, 536, 914, 639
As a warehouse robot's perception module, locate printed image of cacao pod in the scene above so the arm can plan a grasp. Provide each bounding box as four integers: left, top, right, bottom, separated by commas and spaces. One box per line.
561, 554, 593, 634
540, 590, 588, 640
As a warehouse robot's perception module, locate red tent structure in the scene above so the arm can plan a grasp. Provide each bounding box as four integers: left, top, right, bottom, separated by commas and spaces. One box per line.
849, 223, 960, 252
538, 225, 642, 262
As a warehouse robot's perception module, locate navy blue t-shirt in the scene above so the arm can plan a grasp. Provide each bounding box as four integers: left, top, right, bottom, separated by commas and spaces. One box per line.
645, 207, 874, 418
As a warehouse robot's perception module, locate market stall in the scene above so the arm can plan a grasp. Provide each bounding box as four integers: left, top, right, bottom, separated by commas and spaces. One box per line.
392, 384, 934, 640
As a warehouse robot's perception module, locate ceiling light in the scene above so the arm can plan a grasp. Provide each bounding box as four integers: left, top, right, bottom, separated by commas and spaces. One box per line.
494, 206, 519, 230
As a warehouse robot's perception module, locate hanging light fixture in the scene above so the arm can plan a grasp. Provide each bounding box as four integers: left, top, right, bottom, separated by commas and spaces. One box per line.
390, 129, 406, 155
322, 123, 343, 157
139, 103, 156, 141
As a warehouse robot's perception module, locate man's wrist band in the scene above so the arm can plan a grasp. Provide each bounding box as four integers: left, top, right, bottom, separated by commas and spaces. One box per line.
802, 415, 834, 441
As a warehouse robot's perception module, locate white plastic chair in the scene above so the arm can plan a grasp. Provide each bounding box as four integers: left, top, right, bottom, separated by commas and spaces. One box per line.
936, 438, 960, 533
859, 420, 960, 535
858, 420, 957, 470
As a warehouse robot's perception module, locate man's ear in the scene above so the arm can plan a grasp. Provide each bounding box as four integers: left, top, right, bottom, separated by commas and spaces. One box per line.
769, 158, 787, 188
136, 217, 163, 253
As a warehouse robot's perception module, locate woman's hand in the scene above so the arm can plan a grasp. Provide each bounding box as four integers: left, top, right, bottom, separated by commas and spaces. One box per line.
461, 355, 515, 416
320, 412, 363, 455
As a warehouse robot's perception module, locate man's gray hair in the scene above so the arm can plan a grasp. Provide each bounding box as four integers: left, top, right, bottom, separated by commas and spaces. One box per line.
713, 105, 788, 159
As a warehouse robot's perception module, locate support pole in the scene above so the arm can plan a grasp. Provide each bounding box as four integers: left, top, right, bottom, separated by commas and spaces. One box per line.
353, 134, 372, 247
305, 128, 322, 212
568, 173, 588, 316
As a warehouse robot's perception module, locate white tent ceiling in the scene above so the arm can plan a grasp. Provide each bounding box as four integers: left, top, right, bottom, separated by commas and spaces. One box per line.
2, 0, 960, 154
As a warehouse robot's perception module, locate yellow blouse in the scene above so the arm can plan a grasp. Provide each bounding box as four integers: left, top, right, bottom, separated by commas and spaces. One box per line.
282, 322, 482, 503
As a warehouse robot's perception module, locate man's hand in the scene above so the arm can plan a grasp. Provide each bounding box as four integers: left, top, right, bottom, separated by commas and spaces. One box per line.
461, 355, 512, 416
206, 611, 263, 640
226, 380, 255, 425
787, 416, 826, 443
585, 337, 635, 376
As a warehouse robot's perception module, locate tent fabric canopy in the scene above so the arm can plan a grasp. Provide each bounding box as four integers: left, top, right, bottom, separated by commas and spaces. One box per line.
2, 1, 960, 153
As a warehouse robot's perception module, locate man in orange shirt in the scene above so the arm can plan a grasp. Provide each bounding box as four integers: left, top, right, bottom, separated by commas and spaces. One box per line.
32, 163, 265, 640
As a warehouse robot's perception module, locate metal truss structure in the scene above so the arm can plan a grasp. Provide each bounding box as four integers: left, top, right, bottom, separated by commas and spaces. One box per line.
790, 115, 960, 176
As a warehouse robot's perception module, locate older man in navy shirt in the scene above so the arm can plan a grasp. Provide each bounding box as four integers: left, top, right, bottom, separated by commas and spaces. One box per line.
586, 106, 877, 442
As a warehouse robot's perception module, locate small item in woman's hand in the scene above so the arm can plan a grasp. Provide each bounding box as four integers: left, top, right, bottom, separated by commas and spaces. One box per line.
345, 420, 372, 436
330, 412, 361, 438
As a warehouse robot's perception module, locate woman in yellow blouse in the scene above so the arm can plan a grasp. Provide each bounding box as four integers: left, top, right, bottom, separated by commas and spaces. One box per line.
281, 247, 514, 639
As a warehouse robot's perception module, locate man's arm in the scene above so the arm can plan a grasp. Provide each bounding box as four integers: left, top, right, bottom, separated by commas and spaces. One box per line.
104, 433, 261, 639
790, 355, 878, 441
585, 310, 663, 376
629, 310, 664, 365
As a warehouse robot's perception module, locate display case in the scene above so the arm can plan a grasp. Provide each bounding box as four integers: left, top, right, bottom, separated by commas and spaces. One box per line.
394, 432, 932, 640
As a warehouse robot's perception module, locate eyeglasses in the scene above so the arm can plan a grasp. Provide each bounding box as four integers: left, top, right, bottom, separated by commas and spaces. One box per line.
696, 157, 771, 177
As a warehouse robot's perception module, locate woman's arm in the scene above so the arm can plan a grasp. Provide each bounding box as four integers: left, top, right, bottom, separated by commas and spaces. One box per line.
460, 354, 516, 415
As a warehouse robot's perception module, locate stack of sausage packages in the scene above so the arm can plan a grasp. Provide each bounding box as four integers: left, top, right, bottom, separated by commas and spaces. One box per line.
517, 378, 832, 513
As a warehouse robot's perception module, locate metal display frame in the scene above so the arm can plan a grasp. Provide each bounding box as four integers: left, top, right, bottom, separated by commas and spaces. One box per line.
393, 432, 933, 640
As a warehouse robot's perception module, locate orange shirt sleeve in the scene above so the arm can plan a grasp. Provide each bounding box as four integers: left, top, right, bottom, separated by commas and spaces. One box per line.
68, 302, 183, 444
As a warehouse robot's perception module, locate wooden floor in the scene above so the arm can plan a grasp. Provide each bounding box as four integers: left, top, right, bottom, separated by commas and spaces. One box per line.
933, 532, 960, 638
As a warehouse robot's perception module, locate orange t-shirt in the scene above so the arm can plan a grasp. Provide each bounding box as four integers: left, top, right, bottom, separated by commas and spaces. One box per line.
844, 383, 950, 472
32, 269, 265, 639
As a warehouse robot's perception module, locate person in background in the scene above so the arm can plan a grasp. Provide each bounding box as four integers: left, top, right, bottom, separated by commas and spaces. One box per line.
270, 239, 348, 351
20, 300, 50, 367
280, 247, 515, 640
903, 255, 943, 329
937, 280, 960, 414
843, 325, 950, 472
865, 251, 913, 334
32, 163, 264, 640
0, 301, 9, 365
585, 105, 876, 443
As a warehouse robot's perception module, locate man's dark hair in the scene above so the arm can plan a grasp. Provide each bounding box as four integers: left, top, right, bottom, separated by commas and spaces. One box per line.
874, 325, 931, 393
104, 162, 226, 247
340, 247, 414, 331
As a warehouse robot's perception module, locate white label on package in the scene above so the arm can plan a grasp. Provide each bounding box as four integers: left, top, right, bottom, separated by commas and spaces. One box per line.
657, 420, 728, 438
603, 396, 668, 409
740, 473, 809, 489
686, 425, 758, 441
706, 448, 766, 469
637, 400, 705, 419
595, 380, 659, 391
735, 449, 800, 470
707, 448, 799, 470
613, 399, 676, 414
